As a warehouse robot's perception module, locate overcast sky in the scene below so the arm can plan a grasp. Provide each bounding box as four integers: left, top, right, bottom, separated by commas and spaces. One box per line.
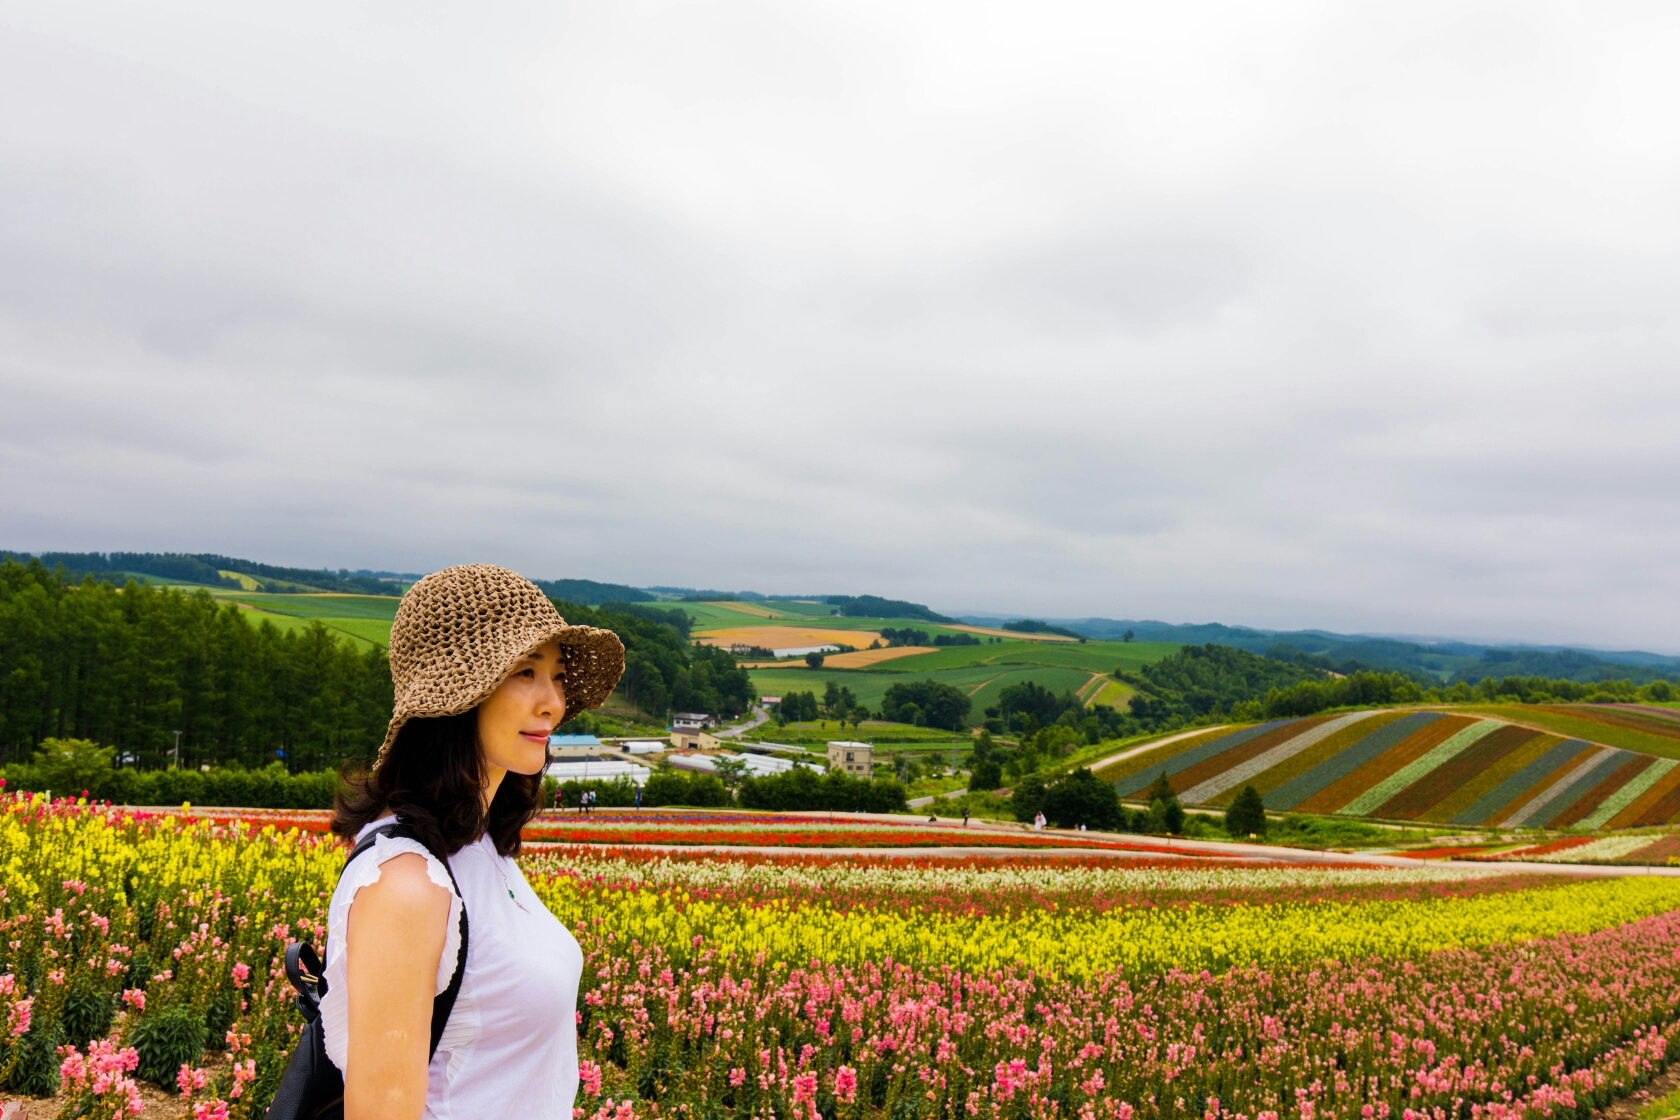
3, 2, 1679, 648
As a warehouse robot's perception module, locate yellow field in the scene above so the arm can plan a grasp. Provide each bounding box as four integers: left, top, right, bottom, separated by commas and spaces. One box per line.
823, 645, 937, 668
697, 626, 882, 651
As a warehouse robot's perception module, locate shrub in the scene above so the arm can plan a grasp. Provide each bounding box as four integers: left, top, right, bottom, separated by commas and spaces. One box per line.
1041, 769, 1124, 830
1010, 773, 1048, 823
131, 1005, 208, 1088
643, 770, 730, 808
553, 776, 640, 808
736, 769, 906, 813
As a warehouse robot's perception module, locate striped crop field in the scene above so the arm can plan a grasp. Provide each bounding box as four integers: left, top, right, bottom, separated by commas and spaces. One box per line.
1096, 709, 1680, 829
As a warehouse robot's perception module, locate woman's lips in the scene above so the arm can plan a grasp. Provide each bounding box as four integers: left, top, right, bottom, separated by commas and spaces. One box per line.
519, 730, 549, 743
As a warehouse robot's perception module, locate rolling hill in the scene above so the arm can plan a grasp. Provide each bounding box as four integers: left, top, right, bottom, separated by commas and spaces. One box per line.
1098, 706, 1680, 829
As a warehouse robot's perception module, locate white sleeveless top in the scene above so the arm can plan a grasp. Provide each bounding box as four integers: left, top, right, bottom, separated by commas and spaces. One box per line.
320, 817, 584, 1120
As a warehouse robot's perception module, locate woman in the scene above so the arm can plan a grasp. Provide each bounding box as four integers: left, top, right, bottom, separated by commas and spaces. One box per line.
322, 564, 624, 1120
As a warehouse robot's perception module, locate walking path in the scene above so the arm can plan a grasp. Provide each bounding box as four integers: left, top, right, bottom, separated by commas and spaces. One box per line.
1088, 724, 1229, 775
715, 705, 771, 739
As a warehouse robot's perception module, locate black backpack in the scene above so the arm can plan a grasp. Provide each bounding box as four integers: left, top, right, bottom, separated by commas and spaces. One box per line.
265, 822, 470, 1120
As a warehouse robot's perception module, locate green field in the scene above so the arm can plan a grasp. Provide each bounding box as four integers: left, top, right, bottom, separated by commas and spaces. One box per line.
752, 663, 1105, 722
876, 639, 1176, 675
210, 590, 400, 649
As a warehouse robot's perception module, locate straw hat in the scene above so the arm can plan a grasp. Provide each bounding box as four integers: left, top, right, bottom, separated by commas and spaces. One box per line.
376, 563, 625, 766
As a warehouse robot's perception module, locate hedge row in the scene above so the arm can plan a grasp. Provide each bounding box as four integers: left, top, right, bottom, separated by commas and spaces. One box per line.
0, 762, 339, 808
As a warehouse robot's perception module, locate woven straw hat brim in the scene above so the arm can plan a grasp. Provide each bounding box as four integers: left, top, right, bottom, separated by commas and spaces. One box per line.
374, 564, 627, 768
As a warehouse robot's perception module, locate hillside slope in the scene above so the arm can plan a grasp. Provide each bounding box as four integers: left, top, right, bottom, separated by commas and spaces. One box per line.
1097, 709, 1680, 830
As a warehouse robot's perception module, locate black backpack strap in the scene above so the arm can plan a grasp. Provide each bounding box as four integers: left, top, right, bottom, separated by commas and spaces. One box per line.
337, 821, 471, 1061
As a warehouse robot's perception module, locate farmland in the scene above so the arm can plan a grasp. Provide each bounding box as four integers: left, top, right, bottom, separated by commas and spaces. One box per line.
13, 794, 1680, 1120
605, 597, 1178, 728
205, 588, 400, 650
1100, 708, 1680, 828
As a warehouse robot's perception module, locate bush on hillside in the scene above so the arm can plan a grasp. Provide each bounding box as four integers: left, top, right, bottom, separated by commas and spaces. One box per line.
548, 775, 641, 809
1040, 768, 1124, 830
736, 768, 906, 813
881, 681, 971, 730
639, 770, 729, 808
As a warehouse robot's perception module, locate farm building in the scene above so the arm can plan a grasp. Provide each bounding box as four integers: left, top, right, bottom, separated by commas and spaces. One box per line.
670, 729, 722, 751
548, 733, 602, 759
672, 712, 714, 731
827, 740, 874, 776
544, 758, 649, 786
669, 752, 821, 777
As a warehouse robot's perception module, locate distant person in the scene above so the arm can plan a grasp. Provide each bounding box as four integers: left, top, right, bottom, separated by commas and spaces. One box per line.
323, 564, 625, 1120
1033, 811, 1045, 831
634, 787, 642, 810
962, 806, 970, 828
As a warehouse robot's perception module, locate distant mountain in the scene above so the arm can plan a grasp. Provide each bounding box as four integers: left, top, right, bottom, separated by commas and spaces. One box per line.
958, 615, 1680, 685
827, 595, 955, 624
3, 551, 419, 595
532, 578, 653, 606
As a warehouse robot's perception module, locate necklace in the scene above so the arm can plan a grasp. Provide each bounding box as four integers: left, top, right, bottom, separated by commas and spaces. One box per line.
491, 857, 530, 913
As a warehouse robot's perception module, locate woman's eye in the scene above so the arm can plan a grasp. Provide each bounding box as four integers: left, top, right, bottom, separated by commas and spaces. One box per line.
518, 668, 535, 678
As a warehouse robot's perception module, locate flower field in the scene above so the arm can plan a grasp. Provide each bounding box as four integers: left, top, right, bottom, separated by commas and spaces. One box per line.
1468, 832, 1680, 865
7, 794, 1680, 1120
1101, 711, 1680, 828
180, 807, 1170, 852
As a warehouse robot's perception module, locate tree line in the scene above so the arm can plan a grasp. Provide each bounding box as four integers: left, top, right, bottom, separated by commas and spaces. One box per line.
0, 561, 757, 773
0, 560, 393, 771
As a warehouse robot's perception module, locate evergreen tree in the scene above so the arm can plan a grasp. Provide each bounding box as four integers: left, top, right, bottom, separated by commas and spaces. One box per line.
1225, 783, 1267, 838
967, 731, 1002, 792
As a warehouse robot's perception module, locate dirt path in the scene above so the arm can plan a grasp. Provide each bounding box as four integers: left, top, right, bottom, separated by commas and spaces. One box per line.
1087, 725, 1228, 777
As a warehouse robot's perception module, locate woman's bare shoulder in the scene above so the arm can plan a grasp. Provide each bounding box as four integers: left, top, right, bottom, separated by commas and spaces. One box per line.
349, 851, 451, 920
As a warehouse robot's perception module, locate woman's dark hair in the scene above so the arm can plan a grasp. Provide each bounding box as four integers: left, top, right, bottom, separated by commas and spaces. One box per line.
332, 710, 542, 857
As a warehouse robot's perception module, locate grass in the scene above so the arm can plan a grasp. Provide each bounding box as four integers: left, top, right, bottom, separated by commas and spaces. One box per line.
1637, 1083, 1680, 1120
1258, 813, 1434, 850
873, 640, 1177, 675
207, 590, 402, 649
923, 789, 1018, 822
221, 603, 384, 650
1088, 679, 1134, 708
905, 775, 967, 798
208, 590, 402, 620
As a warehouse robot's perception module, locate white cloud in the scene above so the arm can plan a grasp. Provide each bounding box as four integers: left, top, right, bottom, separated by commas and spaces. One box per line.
2, 0, 1679, 647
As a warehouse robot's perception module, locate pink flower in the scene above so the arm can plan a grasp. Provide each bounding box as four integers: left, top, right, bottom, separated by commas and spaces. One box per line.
8, 997, 32, 1037
230, 962, 250, 988
178, 1063, 211, 1097
579, 1059, 603, 1096
729, 1068, 747, 1088
193, 1101, 230, 1120
229, 1058, 256, 1098
834, 1065, 859, 1104
121, 989, 145, 1013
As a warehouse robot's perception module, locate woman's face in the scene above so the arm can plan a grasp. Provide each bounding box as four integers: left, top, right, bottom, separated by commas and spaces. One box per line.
477, 640, 566, 778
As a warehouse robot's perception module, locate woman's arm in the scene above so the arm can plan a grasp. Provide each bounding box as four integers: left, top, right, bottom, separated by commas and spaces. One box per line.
344, 852, 452, 1120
